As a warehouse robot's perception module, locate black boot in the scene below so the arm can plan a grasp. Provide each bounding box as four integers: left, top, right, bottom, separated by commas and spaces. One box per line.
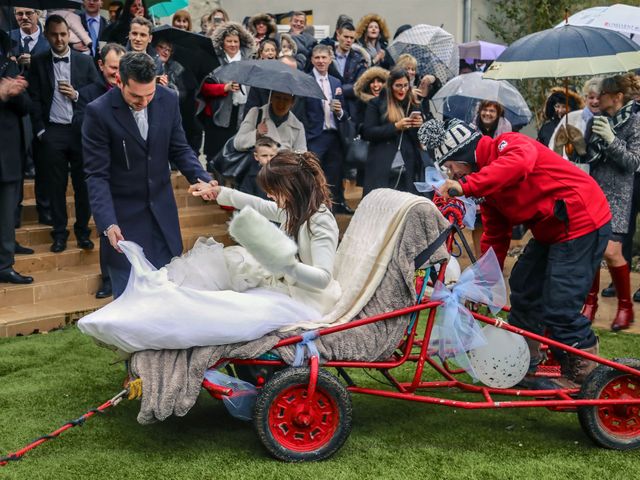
601, 282, 616, 298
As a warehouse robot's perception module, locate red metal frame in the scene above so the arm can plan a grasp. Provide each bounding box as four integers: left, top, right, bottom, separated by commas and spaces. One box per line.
202, 208, 640, 416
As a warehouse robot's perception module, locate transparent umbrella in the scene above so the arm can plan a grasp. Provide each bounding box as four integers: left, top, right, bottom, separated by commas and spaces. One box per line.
431, 71, 532, 128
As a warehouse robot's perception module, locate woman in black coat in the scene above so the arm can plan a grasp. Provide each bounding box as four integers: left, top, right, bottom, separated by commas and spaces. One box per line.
361, 68, 424, 196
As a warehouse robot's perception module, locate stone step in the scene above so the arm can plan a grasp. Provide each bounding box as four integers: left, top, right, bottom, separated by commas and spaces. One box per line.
15, 204, 230, 247
14, 243, 99, 275
21, 171, 194, 202
0, 294, 111, 337
19, 189, 208, 225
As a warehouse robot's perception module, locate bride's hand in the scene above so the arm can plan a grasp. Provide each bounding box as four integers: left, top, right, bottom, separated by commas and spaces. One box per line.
190, 179, 220, 201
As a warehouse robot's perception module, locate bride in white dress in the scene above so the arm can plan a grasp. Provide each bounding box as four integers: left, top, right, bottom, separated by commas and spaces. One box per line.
78, 151, 342, 352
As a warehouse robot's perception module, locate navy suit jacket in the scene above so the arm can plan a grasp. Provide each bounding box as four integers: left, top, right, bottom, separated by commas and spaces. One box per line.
303, 73, 346, 142
9, 27, 49, 57
82, 86, 212, 271
27, 49, 99, 134
79, 13, 107, 59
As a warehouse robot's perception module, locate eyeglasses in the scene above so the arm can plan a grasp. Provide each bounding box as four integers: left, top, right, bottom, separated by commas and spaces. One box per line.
15, 11, 36, 17
392, 83, 410, 90
156, 44, 172, 53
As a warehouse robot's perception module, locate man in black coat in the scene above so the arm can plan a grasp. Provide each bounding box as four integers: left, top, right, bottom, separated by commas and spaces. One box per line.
27, 15, 99, 253
0, 59, 33, 284
80, 0, 108, 61
74, 42, 125, 298
9, 7, 49, 68
327, 22, 367, 121
82, 52, 213, 298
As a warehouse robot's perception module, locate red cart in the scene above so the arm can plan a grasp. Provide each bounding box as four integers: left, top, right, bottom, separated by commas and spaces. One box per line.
202, 195, 640, 462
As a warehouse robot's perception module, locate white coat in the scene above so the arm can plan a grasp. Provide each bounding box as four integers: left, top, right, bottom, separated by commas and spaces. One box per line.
217, 187, 341, 315
233, 105, 307, 152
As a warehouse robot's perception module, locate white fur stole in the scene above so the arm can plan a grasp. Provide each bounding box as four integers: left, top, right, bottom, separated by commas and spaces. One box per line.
228, 206, 298, 274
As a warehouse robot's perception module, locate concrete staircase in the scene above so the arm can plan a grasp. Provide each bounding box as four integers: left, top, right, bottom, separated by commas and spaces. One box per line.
0, 174, 234, 337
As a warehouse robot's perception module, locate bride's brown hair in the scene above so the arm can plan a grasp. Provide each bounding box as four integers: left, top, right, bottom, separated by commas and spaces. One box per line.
257, 150, 332, 238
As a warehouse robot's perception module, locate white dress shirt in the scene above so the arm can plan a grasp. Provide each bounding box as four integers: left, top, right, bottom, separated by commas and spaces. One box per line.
312, 68, 338, 130
49, 48, 74, 125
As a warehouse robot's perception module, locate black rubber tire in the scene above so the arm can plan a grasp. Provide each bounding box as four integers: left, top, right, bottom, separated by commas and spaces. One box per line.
253, 367, 352, 462
578, 358, 640, 450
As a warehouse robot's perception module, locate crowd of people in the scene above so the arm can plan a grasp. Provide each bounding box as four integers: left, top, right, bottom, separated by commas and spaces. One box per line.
1, 3, 640, 390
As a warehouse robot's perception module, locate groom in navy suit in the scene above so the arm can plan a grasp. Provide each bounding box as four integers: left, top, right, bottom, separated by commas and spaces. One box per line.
82, 52, 213, 298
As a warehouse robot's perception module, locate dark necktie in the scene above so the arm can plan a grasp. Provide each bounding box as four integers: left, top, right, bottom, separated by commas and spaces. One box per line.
22, 36, 32, 52
53, 56, 69, 63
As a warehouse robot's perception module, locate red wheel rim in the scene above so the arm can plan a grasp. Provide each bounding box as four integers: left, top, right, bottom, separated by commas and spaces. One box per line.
597, 375, 640, 438
268, 384, 340, 452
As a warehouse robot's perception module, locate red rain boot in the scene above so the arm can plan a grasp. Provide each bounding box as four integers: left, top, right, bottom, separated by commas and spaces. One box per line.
609, 263, 635, 331
581, 271, 600, 323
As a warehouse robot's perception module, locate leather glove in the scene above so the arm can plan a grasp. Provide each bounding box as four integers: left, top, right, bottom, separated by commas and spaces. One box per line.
553, 124, 568, 156
566, 124, 587, 156
592, 116, 616, 144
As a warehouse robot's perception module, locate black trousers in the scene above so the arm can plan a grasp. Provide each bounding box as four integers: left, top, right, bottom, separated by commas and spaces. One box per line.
508, 222, 611, 349
308, 130, 345, 204
0, 181, 19, 271
39, 124, 91, 241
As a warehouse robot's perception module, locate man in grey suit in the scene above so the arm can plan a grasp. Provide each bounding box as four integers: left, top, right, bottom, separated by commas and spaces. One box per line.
83, 52, 213, 298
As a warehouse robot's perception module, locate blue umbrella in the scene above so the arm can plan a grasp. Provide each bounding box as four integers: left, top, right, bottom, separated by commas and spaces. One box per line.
148, 0, 188, 19
484, 24, 640, 80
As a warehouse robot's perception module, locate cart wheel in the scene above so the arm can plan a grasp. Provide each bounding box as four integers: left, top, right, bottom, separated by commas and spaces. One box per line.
253, 367, 352, 462
578, 358, 640, 450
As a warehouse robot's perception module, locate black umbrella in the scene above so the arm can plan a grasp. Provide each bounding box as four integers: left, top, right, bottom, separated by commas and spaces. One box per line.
214, 60, 325, 99
152, 25, 216, 58
151, 25, 219, 82
1, 0, 82, 8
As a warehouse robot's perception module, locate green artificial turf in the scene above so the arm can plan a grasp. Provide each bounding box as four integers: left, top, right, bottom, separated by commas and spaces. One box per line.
1, 326, 639, 480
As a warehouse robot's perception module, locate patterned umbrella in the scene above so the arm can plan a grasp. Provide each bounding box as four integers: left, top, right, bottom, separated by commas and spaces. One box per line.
555, 4, 640, 37
387, 24, 459, 84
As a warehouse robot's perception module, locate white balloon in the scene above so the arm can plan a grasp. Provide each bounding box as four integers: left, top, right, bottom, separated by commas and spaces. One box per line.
468, 324, 530, 389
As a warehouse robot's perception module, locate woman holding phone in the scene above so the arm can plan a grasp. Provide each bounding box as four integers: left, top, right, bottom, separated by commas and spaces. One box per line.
361, 67, 424, 195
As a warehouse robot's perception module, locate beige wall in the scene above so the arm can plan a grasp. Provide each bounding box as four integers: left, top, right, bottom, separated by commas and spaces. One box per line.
184, 0, 500, 44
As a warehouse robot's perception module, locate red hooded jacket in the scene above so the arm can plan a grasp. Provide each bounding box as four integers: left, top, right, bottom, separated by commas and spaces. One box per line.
460, 133, 611, 268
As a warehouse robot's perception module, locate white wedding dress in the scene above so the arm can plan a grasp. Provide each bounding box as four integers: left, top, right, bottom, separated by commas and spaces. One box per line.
78, 239, 322, 353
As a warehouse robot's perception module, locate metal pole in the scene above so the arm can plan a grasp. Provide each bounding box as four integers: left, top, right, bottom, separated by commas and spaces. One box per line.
463, 0, 472, 42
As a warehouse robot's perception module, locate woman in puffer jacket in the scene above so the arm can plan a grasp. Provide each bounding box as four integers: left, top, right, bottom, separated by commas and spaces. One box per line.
581, 73, 640, 331
247, 13, 277, 48
198, 22, 255, 165
355, 13, 392, 69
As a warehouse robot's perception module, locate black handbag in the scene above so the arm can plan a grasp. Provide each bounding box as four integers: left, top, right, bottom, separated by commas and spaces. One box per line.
211, 109, 263, 179
345, 135, 370, 166
339, 117, 370, 167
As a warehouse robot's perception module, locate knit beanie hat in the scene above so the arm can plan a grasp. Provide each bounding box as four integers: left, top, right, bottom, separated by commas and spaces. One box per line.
418, 118, 482, 166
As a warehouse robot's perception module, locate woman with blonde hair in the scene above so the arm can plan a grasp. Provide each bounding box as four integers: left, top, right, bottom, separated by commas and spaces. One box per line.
361, 67, 424, 195
580, 73, 640, 331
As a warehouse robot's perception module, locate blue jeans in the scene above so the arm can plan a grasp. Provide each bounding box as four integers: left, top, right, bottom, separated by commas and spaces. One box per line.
508, 222, 611, 349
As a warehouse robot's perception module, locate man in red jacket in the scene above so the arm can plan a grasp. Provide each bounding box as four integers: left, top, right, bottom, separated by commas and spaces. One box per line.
419, 118, 612, 389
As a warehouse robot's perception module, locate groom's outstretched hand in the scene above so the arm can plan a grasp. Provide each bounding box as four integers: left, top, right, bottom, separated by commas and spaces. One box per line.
190, 179, 220, 201
106, 225, 125, 253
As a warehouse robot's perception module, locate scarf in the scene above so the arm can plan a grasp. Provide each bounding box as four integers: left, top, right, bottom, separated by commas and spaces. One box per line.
586, 101, 635, 165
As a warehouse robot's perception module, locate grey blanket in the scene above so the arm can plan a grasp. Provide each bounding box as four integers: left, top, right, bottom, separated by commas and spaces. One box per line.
130, 203, 450, 424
